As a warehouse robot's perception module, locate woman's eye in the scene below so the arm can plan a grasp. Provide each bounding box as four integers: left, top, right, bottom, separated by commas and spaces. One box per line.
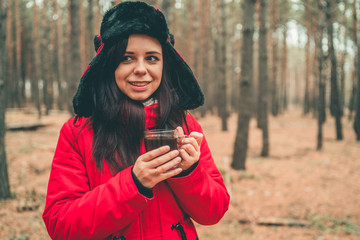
147, 56, 159, 62
122, 56, 132, 62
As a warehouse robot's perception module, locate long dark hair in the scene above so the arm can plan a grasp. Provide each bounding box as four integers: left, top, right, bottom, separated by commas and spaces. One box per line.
89, 37, 186, 174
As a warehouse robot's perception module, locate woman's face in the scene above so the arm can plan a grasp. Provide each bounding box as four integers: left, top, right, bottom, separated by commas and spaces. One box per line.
115, 34, 163, 101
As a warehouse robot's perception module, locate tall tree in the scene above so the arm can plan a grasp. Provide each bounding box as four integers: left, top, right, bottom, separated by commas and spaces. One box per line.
185, 0, 194, 67
258, 0, 269, 156
232, 0, 256, 170
32, 0, 42, 118
68, 0, 82, 114
5, 0, 12, 108
349, 0, 357, 120
80, 0, 87, 72
229, 0, 240, 113
20, 1, 31, 105
270, 0, 279, 116
279, 0, 289, 112
54, 0, 65, 110
303, 0, 312, 115
41, 1, 54, 115
199, 0, 211, 117
160, 0, 172, 28
14, 0, 22, 108
326, 0, 343, 140
316, 0, 326, 150
208, 1, 220, 113
218, 0, 229, 131
87, 0, 95, 63
0, 0, 11, 199
338, 0, 348, 114
354, 0, 360, 140
192, 0, 199, 82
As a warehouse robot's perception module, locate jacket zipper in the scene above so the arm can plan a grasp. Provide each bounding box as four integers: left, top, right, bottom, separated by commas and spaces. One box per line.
171, 222, 188, 240
139, 213, 143, 240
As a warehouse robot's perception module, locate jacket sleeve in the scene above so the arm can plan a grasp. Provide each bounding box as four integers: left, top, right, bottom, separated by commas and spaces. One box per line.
166, 115, 230, 225
42, 120, 152, 240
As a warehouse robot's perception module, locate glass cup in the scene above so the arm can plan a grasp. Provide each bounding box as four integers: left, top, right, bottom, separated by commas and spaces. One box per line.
144, 129, 179, 152
144, 129, 182, 171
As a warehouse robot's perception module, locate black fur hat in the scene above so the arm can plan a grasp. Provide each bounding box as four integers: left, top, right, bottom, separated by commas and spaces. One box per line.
73, 1, 204, 117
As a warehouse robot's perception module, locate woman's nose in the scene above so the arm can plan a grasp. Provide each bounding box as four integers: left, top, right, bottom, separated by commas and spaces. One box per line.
134, 60, 147, 75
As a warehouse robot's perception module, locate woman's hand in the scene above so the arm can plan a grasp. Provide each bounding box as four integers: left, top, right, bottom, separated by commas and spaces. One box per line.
176, 126, 203, 171
133, 146, 183, 188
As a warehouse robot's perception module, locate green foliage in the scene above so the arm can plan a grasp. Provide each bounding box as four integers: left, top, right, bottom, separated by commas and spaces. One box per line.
7, 234, 30, 240
309, 214, 360, 235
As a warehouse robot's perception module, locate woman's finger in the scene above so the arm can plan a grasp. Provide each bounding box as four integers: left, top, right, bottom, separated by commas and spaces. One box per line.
147, 149, 179, 169
180, 137, 200, 152
176, 126, 185, 137
154, 156, 182, 173
189, 132, 203, 148
157, 167, 183, 180
180, 143, 197, 156
140, 145, 170, 162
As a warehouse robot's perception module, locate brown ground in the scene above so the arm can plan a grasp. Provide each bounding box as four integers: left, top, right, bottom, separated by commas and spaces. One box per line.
1, 107, 359, 240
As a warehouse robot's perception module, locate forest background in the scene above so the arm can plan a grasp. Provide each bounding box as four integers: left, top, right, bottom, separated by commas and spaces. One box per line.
0, 0, 360, 239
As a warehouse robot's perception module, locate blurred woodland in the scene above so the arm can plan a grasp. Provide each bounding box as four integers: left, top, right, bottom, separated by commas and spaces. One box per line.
0, 0, 360, 199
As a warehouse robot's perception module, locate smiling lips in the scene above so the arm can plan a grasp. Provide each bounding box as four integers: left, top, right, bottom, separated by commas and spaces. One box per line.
129, 81, 151, 87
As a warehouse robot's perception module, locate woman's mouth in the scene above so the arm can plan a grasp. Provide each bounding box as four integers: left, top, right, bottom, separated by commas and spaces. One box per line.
129, 81, 151, 87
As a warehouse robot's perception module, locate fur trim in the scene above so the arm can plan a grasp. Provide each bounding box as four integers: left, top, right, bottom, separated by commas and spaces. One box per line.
72, 1, 203, 117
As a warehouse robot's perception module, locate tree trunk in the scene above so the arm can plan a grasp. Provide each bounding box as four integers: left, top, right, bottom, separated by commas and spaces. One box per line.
0, 0, 11, 200
354, 41, 360, 140
270, 0, 279, 116
230, 0, 239, 113
258, 0, 269, 156
312, 18, 320, 119
87, 0, 95, 62
193, 0, 199, 84
160, 0, 172, 28
349, 69, 356, 120
54, 0, 65, 110
338, 0, 348, 114
68, 0, 82, 114
232, 0, 256, 170
19, 1, 28, 105
14, 0, 22, 108
185, 0, 194, 68
200, 0, 210, 117
41, 2, 53, 115
80, 0, 87, 72
33, 0, 42, 118
303, 0, 311, 115
316, 1, 326, 150
218, 0, 228, 131
354, 0, 360, 140
326, 0, 343, 140
5, 0, 13, 108
204, 0, 217, 115
212, 1, 221, 115
350, 0, 358, 120
279, 0, 288, 113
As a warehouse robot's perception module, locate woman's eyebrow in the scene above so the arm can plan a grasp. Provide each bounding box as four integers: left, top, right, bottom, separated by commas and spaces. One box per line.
146, 51, 162, 55
124, 51, 162, 55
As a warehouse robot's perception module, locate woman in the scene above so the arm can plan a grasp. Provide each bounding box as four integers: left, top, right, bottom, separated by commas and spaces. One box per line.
42, 2, 230, 240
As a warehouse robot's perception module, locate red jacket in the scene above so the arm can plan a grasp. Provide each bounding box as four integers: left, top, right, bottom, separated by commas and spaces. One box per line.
42, 105, 230, 240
